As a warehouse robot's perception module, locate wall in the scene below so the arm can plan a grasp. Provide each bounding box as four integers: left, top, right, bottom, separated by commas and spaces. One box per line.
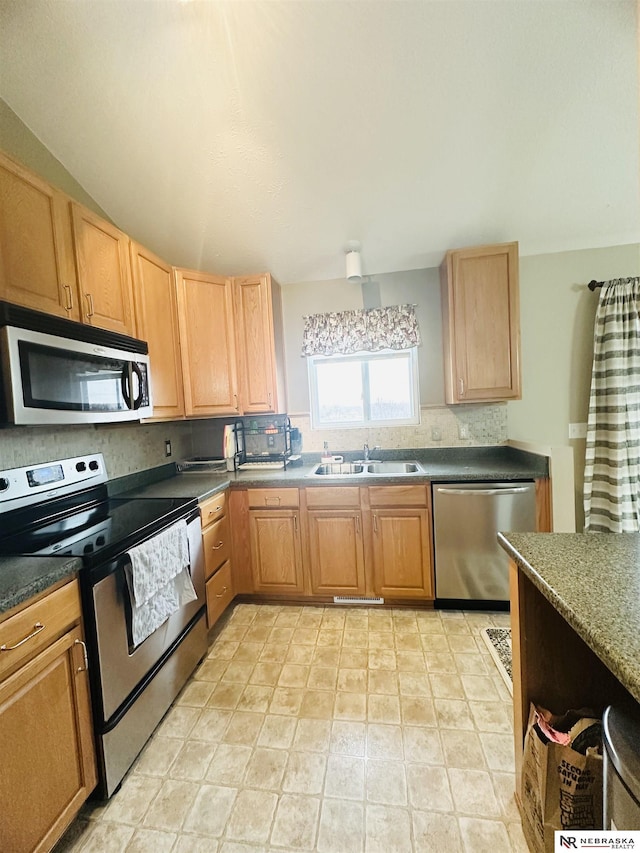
281, 268, 509, 453
508, 244, 640, 529
0, 98, 110, 219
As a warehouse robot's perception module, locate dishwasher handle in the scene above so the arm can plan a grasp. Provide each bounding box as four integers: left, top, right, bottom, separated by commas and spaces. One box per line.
435, 486, 532, 496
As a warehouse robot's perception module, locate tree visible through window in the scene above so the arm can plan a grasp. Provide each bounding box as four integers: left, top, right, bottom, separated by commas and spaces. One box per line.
308, 349, 419, 428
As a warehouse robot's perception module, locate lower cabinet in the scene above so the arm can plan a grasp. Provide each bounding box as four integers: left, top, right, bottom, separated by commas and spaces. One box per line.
233, 485, 434, 603
200, 490, 234, 628
247, 489, 304, 594
0, 579, 97, 853
306, 487, 366, 596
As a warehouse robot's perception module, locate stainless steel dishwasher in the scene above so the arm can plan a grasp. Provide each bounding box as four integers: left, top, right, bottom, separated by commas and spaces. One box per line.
432, 481, 537, 607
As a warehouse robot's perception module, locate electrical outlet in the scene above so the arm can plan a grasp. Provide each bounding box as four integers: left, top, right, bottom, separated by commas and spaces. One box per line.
165, 439, 172, 457
431, 427, 442, 441
459, 424, 470, 440
568, 422, 587, 439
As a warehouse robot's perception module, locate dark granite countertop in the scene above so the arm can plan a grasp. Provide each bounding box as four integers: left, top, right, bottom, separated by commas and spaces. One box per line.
0, 556, 82, 617
498, 531, 640, 705
118, 445, 548, 503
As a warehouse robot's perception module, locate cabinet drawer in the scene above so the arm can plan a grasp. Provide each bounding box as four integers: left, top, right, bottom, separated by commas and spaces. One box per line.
368, 484, 428, 507
203, 515, 231, 579
0, 580, 81, 681
200, 491, 227, 527
206, 561, 233, 628
305, 487, 361, 508
247, 488, 299, 509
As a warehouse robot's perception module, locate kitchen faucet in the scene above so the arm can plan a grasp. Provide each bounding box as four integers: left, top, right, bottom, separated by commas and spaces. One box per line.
363, 443, 380, 461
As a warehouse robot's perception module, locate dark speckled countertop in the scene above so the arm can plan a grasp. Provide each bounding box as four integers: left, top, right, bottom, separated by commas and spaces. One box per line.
0, 556, 82, 616
117, 445, 548, 503
498, 531, 640, 705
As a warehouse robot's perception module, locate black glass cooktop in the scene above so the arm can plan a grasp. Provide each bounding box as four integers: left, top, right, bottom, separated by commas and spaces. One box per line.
0, 485, 197, 569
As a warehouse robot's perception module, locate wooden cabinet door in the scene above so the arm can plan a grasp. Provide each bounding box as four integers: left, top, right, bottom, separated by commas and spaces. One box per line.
175, 269, 240, 417
71, 203, 135, 335
0, 626, 97, 853
441, 242, 521, 403
0, 152, 79, 319
307, 509, 366, 596
249, 509, 304, 594
371, 508, 433, 599
233, 273, 283, 413
130, 241, 185, 420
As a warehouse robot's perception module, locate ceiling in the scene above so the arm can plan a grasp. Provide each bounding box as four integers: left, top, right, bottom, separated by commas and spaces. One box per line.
0, 0, 638, 285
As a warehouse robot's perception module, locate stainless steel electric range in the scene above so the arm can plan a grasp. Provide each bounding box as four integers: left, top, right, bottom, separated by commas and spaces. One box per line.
0, 453, 208, 798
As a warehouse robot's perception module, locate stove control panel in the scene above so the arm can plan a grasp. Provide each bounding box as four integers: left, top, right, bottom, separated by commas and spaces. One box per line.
0, 454, 108, 513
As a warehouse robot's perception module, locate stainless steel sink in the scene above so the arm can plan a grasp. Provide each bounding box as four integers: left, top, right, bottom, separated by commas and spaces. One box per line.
366, 461, 422, 474
312, 462, 367, 476
308, 460, 424, 477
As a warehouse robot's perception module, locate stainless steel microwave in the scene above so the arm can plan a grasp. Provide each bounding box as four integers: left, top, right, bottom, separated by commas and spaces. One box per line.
0, 315, 153, 425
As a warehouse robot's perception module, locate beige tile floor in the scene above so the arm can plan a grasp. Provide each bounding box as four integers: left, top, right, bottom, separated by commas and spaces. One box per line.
57, 604, 528, 853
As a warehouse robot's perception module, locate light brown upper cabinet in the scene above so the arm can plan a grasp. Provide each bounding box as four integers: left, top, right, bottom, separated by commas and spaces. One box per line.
440, 241, 521, 403
175, 269, 240, 418
233, 273, 286, 414
130, 242, 185, 421
70, 203, 136, 336
0, 151, 79, 319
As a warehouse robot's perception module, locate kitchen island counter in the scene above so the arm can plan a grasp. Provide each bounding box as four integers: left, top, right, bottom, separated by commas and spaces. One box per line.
498, 530, 640, 791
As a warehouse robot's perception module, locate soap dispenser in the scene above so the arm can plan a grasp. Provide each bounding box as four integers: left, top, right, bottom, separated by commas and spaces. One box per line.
321, 441, 332, 462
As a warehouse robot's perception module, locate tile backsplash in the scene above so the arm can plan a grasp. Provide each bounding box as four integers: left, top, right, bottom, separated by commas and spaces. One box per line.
0, 403, 506, 479
0, 421, 193, 479
289, 403, 507, 454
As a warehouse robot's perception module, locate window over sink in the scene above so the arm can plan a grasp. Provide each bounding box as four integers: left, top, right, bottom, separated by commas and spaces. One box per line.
308, 348, 420, 429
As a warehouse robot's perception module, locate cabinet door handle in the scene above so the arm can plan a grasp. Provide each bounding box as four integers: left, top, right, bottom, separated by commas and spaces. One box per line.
85, 292, 95, 318
373, 514, 378, 534
458, 377, 465, 397
265, 496, 281, 506
233, 394, 239, 411
63, 284, 74, 311
356, 515, 361, 535
74, 638, 89, 672
294, 513, 298, 532
1, 622, 45, 651
212, 541, 224, 550
268, 392, 272, 408
215, 586, 228, 598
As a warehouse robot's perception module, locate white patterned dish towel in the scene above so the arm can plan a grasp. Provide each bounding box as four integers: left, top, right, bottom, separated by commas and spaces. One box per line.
125, 519, 197, 648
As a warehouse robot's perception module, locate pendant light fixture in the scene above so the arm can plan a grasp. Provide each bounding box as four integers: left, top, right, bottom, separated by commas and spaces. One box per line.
345, 240, 362, 281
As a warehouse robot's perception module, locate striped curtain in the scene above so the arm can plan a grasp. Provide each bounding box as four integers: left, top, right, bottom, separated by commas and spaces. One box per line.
583, 277, 640, 532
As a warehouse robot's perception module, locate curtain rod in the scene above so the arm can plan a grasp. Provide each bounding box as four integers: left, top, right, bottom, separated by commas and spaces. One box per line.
588, 277, 638, 291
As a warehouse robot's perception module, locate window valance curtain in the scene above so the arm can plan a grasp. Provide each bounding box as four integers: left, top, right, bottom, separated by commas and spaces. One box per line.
301, 304, 420, 357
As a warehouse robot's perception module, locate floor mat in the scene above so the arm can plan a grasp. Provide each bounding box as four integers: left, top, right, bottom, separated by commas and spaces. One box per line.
480, 626, 513, 695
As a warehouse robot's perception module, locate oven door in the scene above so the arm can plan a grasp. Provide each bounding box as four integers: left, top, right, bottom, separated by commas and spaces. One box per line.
1, 325, 152, 424
89, 514, 205, 723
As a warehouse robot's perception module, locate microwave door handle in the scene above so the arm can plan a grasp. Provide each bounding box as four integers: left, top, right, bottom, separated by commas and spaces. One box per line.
131, 363, 144, 410
120, 363, 132, 409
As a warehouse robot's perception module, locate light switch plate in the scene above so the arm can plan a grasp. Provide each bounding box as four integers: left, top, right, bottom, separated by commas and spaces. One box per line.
568, 422, 587, 439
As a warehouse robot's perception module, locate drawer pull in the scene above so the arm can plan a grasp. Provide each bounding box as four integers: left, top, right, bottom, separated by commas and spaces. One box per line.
212, 541, 224, 550
1, 622, 45, 651
265, 496, 281, 506
215, 586, 228, 598
208, 506, 222, 516
74, 638, 89, 672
